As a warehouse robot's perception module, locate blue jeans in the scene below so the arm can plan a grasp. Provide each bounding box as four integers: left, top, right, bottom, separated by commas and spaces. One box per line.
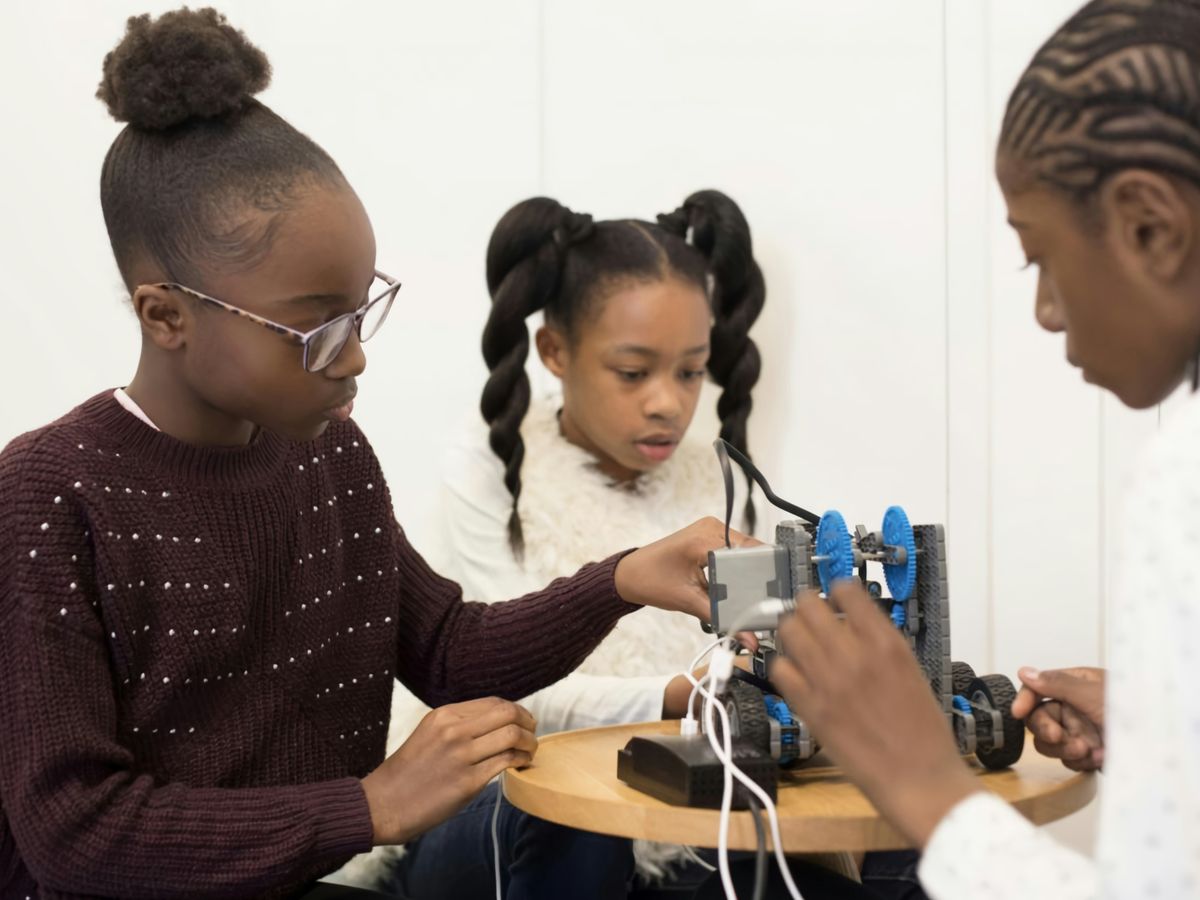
860, 850, 927, 900
385, 783, 634, 900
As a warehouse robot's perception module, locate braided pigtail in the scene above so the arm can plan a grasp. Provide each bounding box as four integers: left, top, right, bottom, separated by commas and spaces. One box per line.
481, 198, 595, 558
659, 190, 765, 534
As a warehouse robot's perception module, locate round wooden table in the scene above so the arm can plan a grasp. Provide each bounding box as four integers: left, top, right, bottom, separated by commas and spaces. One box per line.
501, 720, 1096, 852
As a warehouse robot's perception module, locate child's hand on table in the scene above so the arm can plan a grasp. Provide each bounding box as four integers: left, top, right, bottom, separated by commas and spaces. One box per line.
360, 697, 536, 844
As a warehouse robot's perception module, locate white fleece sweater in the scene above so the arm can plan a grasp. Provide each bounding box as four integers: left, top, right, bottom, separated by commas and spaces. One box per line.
423, 394, 736, 732
334, 393, 744, 888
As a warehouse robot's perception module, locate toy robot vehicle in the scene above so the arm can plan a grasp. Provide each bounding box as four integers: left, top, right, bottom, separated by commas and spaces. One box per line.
705, 442, 1024, 772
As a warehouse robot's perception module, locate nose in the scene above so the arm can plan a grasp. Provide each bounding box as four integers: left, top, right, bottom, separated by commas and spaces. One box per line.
643, 375, 684, 422
324, 331, 367, 380
1034, 272, 1066, 333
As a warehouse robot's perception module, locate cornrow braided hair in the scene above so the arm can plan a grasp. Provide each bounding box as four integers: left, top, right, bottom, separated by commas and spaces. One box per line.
1001, 0, 1200, 197
480, 190, 765, 558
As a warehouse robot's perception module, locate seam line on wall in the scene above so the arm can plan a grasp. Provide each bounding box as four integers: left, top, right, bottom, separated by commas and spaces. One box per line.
537, 0, 547, 192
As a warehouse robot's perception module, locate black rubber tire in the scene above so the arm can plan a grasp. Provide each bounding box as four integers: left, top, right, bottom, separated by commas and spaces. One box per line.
951, 661, 977, 697
969, 674, 1025, 770
715, 678, 772, 756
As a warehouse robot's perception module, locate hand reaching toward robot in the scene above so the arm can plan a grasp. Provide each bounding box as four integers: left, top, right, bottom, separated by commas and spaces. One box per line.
1012, 667, 1106, 772
770, 581, 981, 850
620, 446, 1029, 833
614, 516, 757, 625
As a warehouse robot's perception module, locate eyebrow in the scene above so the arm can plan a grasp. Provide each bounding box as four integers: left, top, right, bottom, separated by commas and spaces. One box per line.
276, 292, 350, 309
612, 343, 710, 358
277, 271, 378, 310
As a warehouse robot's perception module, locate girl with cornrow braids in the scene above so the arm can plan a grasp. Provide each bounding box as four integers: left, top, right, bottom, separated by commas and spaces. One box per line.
369, 194, 876, 897
762, 2, 1200, 898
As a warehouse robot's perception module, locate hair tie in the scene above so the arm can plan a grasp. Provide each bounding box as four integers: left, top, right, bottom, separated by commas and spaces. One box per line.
552, 211, 595, 248
656, 206, 691, 238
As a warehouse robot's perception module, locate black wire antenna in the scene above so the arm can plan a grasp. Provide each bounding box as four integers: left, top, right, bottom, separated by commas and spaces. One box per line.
713, 439, 820, 548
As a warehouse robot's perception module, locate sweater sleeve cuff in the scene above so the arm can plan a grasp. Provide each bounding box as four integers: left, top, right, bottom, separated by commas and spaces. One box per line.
606, 548, 641, 607
567, 549, 640, 617
301, 777, 376, 861
918, 790, 1096, 899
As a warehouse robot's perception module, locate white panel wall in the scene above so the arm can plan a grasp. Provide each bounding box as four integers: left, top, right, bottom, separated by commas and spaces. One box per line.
5, 0, 1172, 859
1, 0, 543, 556
541, 0, 949, 554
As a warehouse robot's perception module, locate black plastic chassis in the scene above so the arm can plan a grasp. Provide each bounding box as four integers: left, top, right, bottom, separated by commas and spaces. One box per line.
707, 520, 1023, 770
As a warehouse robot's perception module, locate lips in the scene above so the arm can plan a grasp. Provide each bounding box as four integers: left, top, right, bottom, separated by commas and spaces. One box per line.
324, 396, 356, 423
634, 434, 679, 463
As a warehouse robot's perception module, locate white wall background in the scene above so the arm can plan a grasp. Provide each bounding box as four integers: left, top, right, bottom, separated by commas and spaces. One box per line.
3, 0, 1168, 855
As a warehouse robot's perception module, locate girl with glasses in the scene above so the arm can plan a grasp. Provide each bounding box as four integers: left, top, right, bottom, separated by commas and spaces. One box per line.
0, 9, 741, 898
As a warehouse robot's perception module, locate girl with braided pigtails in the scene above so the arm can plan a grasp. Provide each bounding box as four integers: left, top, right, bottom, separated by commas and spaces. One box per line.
405, 191, 769, 752
359, 194, 883, 898
479, 191, 764, 563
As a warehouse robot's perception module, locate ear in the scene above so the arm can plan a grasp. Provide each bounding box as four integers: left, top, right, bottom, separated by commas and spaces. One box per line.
1102, 170, 1194, 281
535, 325, 570, 380
131, 284, 190, 351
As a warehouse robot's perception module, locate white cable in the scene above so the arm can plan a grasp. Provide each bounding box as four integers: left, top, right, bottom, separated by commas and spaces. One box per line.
702, 679, 804, 900
689, 636, 726, 673
682, 845, 718, 873
723, 598, 792, 639
491, 780, 504, 900
697, 670, 738, 899
670, 606, 801, 898
682, 637, 726, 732
696, 650, 806, 900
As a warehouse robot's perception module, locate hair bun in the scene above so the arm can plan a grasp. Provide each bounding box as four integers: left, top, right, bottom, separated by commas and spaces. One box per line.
96, 7, 271, 131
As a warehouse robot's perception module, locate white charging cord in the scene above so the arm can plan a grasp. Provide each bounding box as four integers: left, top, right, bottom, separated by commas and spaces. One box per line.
491, 779, 504, 900
487, 631, 742, 900
676, 600, 799, 898
682, 845, 718, 873
697, 666, 805, 900
682, 637, 726, 737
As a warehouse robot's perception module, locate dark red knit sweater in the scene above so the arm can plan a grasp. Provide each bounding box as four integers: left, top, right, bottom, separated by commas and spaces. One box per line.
0, 392, 636, 899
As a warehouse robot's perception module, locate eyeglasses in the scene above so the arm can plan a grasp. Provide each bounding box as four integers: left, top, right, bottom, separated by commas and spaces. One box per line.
152, 270, 401, 372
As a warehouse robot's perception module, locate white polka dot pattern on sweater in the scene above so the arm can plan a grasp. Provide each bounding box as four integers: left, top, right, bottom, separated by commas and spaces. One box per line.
0, 390, 635, 898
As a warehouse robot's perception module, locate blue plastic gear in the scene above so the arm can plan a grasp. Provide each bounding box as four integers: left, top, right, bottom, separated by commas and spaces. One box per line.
815, 510, 855, 593
763, 694, 800, 766
881, 505, 918, 602
952, 695, 972, 715
890, 602, 907, 629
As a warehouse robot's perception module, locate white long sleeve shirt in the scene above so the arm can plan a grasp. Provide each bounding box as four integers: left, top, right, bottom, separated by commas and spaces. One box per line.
919, 391, 1200, 899
392, 394, 743, 738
